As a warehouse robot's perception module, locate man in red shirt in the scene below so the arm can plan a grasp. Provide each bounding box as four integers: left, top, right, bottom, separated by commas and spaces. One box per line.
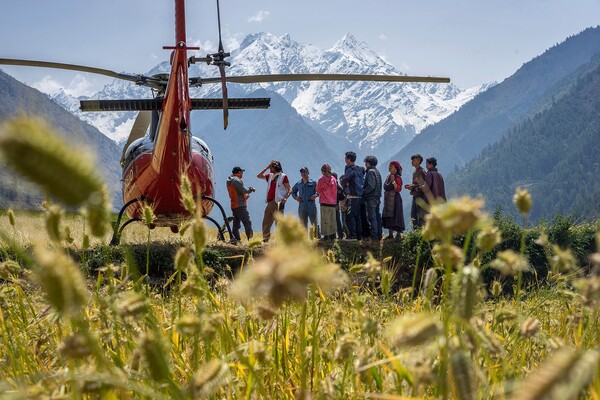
256, 160, 292, 243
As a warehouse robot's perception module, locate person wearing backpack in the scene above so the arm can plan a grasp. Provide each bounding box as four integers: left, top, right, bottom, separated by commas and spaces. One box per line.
339, 151, 364, 240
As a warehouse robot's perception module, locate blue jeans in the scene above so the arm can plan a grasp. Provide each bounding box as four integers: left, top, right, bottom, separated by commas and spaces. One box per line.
298, 202, 317, 229
364, 198, 382, 240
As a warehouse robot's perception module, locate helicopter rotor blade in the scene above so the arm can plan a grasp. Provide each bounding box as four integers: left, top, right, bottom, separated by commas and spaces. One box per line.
214, 0, 229, 129
219, 64, 229, 129
193, 73, 450, 85
0, 58, 167, 90
216, 0, 224, 53
120, 111, 152, 165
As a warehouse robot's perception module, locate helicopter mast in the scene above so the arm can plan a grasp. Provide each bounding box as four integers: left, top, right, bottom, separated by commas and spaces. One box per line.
150, 0, 194, 179
175, 0, 186, 43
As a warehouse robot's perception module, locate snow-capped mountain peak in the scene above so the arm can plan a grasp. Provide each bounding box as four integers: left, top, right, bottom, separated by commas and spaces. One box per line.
50, 32, 488, 159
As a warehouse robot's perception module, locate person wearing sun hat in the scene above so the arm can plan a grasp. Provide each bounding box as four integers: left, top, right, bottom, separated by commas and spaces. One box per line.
292, 166, 318, 234
226, 166, 255, 243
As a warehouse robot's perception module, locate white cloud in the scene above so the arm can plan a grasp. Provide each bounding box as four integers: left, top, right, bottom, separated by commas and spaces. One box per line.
31, 75, 63, 95
31, 74, 102, 97
187, 32, 241, 55
248, 10, 270, 23
64, 75, 97, 97
378, 33, 387, 40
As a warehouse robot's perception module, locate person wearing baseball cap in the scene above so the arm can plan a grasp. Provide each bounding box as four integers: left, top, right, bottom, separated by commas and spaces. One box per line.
291, 166, 318, 235
226, 166, 255, 244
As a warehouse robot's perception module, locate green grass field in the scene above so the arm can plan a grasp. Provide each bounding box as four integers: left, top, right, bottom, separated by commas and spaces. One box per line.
0, 117, 599, 399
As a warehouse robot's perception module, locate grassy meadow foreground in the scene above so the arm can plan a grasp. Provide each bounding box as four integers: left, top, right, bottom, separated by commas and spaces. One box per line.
0, 118, 599, 399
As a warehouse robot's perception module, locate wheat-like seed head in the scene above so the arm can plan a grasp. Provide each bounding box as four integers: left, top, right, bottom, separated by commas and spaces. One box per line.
230, 243, 346, 307
139, 331, 172, 383
0, 260, 21, 280
254, 301, 278, 320
0, 117, 106, 208
573, 277, 600, 308
7, 209, 15, 227
142, 204, 156, 226
33, 246, 88, 317
509, 348, 600, 400
495, 308, 517, 323
476, 224, 502, 251
491, 280, 503, 298
387, 313, 442, 348
450, 348, 478, 400
422, 267, 438, 296
44, 203, 64, 243
192, 213, 207, 253
423, 197, 487, 240
334, 334, 358, 362
179, 174, 197, 214
535, 231, 549, 247
274, 213, 312, 247
188, 359, 231, 399
174, 245, 195, 272
432, 243, 465, 269
175, 314, 202, 335
86, 185, 111, 238
491, 250, 530, 276
513, 187, 533, 216
519, 317, 541, 338
59, 333, 92, 359
116, 291, 149, 317
550, 245, 578, 273
453, 265, 481, 321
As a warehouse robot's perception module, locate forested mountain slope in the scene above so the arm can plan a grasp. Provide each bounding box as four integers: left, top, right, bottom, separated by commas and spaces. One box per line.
447, 54, 600, 222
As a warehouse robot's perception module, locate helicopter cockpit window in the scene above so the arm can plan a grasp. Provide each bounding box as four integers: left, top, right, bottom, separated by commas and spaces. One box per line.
192, 136, 213, 161
122, 137, 152, 170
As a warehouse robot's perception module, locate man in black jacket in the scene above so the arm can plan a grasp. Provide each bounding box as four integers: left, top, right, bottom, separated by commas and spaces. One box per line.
362, 155, 382, 241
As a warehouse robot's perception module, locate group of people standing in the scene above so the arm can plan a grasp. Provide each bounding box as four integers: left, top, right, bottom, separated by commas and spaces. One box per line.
225, 152, 446, 244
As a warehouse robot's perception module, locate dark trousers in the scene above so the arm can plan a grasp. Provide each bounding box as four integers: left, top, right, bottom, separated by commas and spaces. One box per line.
411, 196, 426, 229
231, 206, 253, 241
346, 198, 362, 239
335, 204, 344, 239
360, 200, 371, 239
364, 198, 382, 240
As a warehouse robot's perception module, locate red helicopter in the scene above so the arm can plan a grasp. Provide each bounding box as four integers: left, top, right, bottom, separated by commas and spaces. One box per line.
0, 0, 450, 245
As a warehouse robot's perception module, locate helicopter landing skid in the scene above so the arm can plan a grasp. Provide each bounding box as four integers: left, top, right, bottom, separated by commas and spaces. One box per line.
200, 196, 233, 242
110, 196, 147, 246
109, 195, 234, 245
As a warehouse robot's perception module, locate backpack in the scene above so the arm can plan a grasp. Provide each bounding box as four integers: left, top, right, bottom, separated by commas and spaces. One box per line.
353, 166, 365, 197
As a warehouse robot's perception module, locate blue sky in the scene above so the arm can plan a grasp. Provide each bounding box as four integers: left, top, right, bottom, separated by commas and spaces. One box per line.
1, 0, 599, 95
